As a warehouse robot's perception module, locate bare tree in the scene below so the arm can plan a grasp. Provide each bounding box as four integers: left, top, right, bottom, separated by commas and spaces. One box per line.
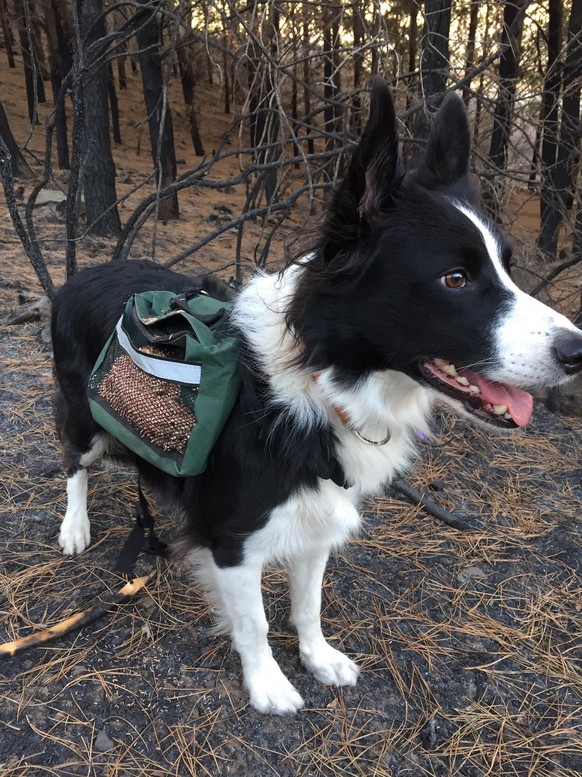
43, 0, 72, 169
77, 0, 121, 236
412, 0, 452, 162
462, 0, 480, 104
538, 0, 582, 257
177, 32, 205, 156
483, 0, 530, 220
246, 3, 282, 205
14, 0, 45, 122
0, 0, 16, 67
537, 0, 563, 256
135, 0, 179, 220
0, 100, 32, 177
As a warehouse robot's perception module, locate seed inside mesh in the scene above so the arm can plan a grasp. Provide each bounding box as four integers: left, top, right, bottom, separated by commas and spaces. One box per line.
98, 353, 196, 453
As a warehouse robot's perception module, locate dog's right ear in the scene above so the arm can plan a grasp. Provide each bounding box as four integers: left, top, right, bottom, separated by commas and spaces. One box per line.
411, 91, 476, 199
327, 79, 404, 235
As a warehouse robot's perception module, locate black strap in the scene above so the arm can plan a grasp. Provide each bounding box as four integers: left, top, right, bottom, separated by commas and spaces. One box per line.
114, 478, 168, 577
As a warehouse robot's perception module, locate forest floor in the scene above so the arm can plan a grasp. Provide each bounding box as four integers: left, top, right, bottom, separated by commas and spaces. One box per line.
1, 57, 582, 776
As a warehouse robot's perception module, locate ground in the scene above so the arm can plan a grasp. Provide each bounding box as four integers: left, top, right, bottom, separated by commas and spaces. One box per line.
1, 58, 582, 777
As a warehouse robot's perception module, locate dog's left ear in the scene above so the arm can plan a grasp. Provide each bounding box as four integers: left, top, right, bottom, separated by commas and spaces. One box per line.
328, 79, 404, 232
413, 91, 476, 200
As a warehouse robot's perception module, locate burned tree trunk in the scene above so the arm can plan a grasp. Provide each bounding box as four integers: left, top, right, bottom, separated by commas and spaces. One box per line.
248, 65, 280, 203
135, 1, 179, 220
14, 0, 45, 123
405, 0, 420, 136
302, 5, 314, 156
247, 4, 281, 205
0, 0, 15, 68
107, 62, 121, 145
77, 0, 121, 236
177, 39, 204, 156
537, 0, 564, 257
43, 0, 72, 169
222, 29, 230, 114
538, 0, 582, 257
463, 0, 480, 103
412, 0, 452, 163
322, 3, 336, 151
117, 40, 127, 89
557, 0, 582, 213
352, 0, 365, 135
0, 101, 32, 177
483, 0, 530, 220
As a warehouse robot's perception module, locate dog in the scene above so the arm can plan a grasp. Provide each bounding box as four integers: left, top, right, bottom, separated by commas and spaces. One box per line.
51, 80, 582, 714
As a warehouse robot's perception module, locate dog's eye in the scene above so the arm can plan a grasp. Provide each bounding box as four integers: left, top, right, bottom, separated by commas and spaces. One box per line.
441, 271, 467, 289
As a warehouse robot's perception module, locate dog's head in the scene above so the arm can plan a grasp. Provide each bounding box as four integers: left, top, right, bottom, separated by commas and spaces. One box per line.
288, 79, 582, 430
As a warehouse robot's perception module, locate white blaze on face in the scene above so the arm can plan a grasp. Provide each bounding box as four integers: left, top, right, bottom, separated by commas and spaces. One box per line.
453, 202, 582, 389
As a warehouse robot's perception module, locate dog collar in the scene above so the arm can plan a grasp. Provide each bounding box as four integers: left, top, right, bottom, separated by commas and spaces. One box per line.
311, 372, 391, 446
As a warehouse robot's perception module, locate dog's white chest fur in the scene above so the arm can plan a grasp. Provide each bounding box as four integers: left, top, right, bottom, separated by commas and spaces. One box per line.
243, 479, 362, 565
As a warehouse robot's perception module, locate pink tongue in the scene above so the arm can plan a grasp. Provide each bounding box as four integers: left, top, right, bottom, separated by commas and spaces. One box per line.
465, 371, 534, 427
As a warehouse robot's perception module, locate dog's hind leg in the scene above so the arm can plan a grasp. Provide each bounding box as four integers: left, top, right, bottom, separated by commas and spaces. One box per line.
198, 554, 305, 715
287, 550, 360, 687
59, 434, 106, 555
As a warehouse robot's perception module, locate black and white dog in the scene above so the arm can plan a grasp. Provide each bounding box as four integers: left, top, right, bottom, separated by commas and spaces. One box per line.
52, 81, 582, 714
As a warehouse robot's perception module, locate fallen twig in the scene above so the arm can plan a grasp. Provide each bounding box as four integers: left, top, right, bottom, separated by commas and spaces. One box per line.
0, 570, 157, 658
393, 479, 468, 530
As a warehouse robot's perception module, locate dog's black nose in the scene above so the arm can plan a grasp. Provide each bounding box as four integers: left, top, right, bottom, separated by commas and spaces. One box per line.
554, 332, 582, 375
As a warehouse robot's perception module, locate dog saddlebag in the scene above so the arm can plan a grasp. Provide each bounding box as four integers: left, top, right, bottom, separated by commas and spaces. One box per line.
87, 289, 240, 477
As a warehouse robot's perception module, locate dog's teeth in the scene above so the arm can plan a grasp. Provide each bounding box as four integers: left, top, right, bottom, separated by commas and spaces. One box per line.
493, 404, 508, 415
455, 376, 469, 386
433, 358, 458, 377
504, 412, 512, 420
469, 384, 480, 394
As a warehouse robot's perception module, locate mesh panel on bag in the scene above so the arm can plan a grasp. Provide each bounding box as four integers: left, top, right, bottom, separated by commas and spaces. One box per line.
90, 338, 198, 455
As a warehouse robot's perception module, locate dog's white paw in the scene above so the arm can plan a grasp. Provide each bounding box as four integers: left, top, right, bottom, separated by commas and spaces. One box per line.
246, 658, 305, 715
301, 642, 360, 686
59, 516, 91, 555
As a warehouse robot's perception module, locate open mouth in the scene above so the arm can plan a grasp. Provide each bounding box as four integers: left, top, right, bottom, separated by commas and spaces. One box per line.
419, 358, 534, 429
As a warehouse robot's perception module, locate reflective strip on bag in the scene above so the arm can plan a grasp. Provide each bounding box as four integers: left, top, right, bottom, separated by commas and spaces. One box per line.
116, 318, 202, 385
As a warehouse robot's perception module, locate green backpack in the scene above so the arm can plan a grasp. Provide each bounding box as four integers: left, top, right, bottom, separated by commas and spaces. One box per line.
88, 289, 240, 477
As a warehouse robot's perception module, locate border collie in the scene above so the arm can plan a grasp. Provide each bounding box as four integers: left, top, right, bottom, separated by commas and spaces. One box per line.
52, 80, 582, 714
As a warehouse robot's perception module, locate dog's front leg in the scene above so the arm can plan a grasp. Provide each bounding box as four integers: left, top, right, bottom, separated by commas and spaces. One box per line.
287, 551, 360, 687
59, 435, 106, 555
212, 561, 305, 715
